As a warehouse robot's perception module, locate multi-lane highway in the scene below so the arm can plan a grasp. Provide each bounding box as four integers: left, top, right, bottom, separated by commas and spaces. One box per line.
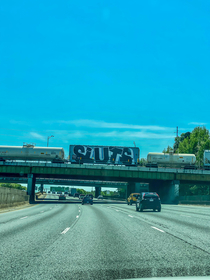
1, 196, 210, 280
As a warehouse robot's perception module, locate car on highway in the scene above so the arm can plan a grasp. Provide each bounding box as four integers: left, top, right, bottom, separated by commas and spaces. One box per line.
59, 194, 66, 200
127, 193, 140, 205
79, 194, 85, 200
82, 195, 93, 205
89, 194, 93, 199
136, 192, 161, 212
64, 191, 68, 195
57, 191, 62, 195
74, 193, 80, 198
97, 195, 103, 199
48, 191, 51, 194
52, 191, 55, 194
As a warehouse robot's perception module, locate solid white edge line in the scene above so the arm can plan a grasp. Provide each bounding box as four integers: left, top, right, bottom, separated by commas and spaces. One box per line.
151, 226, 164, 233
128, 215, 133, 218
20, 216, 28, 219
61, 227, 70, 234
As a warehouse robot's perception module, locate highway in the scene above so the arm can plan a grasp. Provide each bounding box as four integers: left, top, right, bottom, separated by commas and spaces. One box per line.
1, 197, 210, 280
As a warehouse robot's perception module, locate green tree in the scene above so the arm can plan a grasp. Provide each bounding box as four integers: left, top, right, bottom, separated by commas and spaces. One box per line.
0, 183, 27, 191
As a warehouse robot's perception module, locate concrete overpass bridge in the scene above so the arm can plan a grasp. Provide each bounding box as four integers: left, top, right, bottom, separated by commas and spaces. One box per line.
0, 176, 127, 197
1, 162, 210, 203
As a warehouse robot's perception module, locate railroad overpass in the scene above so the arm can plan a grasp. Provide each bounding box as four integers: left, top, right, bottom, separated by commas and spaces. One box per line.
1, 162, 210, 203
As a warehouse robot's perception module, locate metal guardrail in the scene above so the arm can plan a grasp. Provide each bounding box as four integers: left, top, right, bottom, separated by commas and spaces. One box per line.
1, 161, 210, 175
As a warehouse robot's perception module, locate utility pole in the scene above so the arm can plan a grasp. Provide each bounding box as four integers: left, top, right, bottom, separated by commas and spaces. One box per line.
175, 126, 179, 138
47, 135, 54, 147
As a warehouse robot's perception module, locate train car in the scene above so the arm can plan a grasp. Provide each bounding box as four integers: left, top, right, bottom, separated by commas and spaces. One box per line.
69, 145, 140, 165
146, 152, 196, 168
203, 150, 210, 169
0, 144, 65, 163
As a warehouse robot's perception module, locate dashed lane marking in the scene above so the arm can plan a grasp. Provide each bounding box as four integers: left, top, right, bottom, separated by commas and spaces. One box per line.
151, 226, 164, 233
20, 216, 28, 219
76, 215, 79, 218
128, 215, 133, 218
61, 227, 70, 234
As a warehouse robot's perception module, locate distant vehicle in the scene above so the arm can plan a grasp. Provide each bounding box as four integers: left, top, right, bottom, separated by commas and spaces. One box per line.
97, 195, 103, 199
146, 152, 196, 169
82, 195, 93, 205
57, 191, 62, 195
0, 144, 65, 163
89, 194, 93, 199
64, 192, 68, 195
136, 192, 161, 212
52, 191, 55, 194
74, 193, 80, 198
48, 191, 51, 193
79, 194, 85, 200
59, 194, 66, 200
69, 145, 140, 166
127, 193, 140, 205
70, 188, 77, 196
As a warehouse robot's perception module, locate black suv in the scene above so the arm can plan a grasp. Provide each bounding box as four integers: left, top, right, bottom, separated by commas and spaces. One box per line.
136, 192, 161, 212
82, 195, 93, 205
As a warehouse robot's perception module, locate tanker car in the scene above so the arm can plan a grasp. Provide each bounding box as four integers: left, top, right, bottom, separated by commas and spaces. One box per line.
146, 152, 196, 169
0, 144, 65, 163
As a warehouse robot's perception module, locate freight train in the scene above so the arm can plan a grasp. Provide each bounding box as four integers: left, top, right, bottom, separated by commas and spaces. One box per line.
1, 144, 210, 169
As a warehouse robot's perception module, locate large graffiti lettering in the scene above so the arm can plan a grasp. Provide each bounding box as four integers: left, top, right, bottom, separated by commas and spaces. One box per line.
70, 145, 139, 165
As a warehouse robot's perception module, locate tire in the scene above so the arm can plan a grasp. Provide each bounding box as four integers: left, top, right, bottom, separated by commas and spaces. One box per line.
82, 202, 84, 205
140, 204, 143, 212
130, 201, 132, 206
153, 209, 156, 212
158, 207, 161, 212
136, 204, 139, 212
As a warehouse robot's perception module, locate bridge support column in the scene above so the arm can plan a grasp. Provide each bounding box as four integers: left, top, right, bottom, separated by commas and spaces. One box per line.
95, 187, 101, 198
150, 180, 179, 204
27, 174, 36, 204
126, 182, 135, 198
40, 184, 44, 194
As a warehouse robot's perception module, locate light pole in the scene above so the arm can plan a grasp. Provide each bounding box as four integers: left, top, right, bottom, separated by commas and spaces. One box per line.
47, 135, 54, 147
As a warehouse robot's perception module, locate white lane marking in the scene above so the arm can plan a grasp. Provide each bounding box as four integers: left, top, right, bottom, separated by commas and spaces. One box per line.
107, 207, 110, 208
61, 227, 70, 234
40, 211, 44, 213
128, 215, 133, 218
181, 215, 191, 217
116, 210, 119, 212
79, 210, 81, 212
151, 226, 164, 233
50, 208, 52, 209
76, 215, 79, 218
20, 216, 28, 219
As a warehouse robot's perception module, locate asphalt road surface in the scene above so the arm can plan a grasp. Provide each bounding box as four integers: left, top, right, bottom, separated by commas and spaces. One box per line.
1, 197, 210, 280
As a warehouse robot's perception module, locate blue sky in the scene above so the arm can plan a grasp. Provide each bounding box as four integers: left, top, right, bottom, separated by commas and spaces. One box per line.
1, 0, 210, 159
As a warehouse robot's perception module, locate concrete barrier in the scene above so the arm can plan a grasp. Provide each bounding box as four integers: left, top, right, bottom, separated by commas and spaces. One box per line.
0, 187, 29, 208
179, 195, 210, 205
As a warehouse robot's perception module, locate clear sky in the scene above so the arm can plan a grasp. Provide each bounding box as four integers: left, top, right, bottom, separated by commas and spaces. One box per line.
1, 0, 210, 159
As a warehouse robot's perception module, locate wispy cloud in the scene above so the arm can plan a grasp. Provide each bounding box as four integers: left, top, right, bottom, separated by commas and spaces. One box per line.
188, 122, 207, 126
49, 130, 174, 140
30, 132, 45, 141
45, 119, 171, 131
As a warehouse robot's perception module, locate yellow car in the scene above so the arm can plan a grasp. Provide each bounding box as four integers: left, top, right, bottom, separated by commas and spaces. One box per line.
127, 193, 140, 205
